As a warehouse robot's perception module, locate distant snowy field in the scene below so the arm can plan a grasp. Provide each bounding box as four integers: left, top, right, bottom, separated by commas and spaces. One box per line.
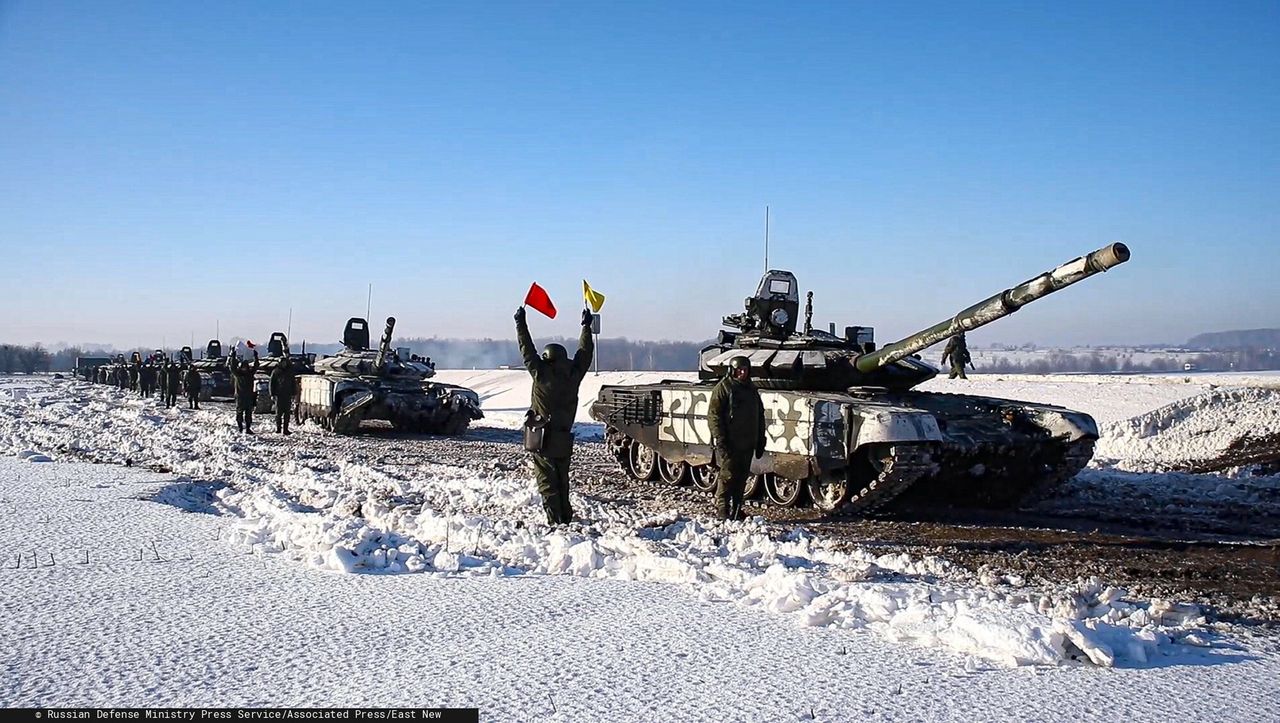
2, 373, 1280, 718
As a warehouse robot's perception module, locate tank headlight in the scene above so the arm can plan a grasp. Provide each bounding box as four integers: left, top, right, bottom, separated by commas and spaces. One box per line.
770, 308, 789, 326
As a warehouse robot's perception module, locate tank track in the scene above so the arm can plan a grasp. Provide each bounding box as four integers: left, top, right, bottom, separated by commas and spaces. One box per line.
838, 444, 937, 516
1018, 438, 1096, 506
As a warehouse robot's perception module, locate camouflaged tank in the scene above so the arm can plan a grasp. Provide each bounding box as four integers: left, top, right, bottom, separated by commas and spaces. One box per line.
190, 340, 232, 401
251, 332, 316, 414
296, 317, 483, 435
590, 243, 1130, 515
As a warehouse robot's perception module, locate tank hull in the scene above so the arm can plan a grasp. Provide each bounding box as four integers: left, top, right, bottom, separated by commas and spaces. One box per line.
295, 374, 482, 435
590, 382, 1097, 514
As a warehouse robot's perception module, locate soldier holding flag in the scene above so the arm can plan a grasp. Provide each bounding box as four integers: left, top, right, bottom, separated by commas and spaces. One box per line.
515, 282, 595, 525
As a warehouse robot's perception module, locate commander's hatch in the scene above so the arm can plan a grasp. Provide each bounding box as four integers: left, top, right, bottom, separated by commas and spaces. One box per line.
343, 318, 370, 351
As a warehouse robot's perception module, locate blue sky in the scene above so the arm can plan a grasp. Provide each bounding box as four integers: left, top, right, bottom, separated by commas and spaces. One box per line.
1, 1, 1276, 350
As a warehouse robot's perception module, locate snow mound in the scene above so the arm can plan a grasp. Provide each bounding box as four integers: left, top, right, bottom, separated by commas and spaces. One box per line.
1096, 387, 1280, 472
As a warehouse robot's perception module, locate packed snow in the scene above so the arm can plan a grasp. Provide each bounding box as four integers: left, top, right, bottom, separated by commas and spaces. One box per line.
3, 373, 1280, 716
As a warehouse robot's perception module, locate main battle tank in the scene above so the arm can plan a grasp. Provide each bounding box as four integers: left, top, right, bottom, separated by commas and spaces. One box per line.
590, 243, 1131, 515
190, 340, 233, 400
251, 332, 317, 414
296, 317, 483, 434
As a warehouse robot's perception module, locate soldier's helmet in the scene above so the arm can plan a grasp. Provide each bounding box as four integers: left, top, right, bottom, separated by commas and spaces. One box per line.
541, 343, 568, 363
728, 355, 751, 373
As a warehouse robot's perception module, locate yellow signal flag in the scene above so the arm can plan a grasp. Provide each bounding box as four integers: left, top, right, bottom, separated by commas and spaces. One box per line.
582, 279, 606, 313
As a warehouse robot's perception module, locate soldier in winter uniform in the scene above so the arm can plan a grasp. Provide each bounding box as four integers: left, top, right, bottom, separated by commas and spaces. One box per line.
164, 362, 181, 408
940, 332, 972, 380
230, 353, 260, 433
185, 365, 202, 409
269, 357, 296, 435
707, 355, 766, 521
515, 305, 594, 525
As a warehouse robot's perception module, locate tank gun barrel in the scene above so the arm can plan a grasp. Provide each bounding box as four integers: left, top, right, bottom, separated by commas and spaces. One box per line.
854, 243, 1131, 373
375, 316, 396, 370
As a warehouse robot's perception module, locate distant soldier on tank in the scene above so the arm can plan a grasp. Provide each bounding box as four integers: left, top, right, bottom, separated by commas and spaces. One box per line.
515, 305, 595, 525
707, 355, 766, 522
164, 361, 181, 408
940, 332, 972, 380
230, 352, 260, 433
185, 365, 202, 409
269, 357, 296, 435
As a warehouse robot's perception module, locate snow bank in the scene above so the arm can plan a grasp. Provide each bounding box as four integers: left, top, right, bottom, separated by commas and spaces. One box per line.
1095, 387, 1280, 472
0, 378, 1227, 669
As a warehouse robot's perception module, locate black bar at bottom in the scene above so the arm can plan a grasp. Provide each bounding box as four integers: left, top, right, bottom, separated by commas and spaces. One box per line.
8, 710, 479, 723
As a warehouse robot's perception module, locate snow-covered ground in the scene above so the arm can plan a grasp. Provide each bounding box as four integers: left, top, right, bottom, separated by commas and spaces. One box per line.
3, 373, 1280, 717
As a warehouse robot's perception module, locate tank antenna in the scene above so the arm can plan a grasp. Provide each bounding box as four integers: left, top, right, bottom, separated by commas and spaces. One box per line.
366, 283, 372, 321
764, 205, 770, 272
287, 307, 293, 338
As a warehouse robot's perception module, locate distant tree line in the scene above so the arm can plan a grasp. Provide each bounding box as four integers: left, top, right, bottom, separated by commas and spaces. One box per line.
391, 337, 712, 372
0, 344, 120, 374
980, 348, 1280, 374
0, 344, 52, 373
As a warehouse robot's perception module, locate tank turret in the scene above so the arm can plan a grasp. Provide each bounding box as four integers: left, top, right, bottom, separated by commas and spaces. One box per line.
701, 243, 1130, 390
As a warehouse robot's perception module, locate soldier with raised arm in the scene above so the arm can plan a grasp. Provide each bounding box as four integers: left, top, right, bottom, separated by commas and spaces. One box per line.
230, 352, 260, 433
514, 305, 595, 525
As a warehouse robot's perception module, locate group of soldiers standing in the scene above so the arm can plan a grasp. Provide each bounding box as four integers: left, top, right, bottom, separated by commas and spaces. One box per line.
90, 351, 298, 434
94, 357, 202, 409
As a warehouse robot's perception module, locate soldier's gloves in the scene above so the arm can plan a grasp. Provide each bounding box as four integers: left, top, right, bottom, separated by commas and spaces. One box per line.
581, 308, 593, 327
514, 306, 526, 322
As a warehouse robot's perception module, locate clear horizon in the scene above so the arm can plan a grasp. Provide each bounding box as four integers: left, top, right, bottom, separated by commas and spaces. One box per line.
2, 2, 1277, 349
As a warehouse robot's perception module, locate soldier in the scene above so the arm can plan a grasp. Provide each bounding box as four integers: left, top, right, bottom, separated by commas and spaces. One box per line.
150, 363, 162, 399
269, 357, 296, 435
940, 332, 972, 380
185, 365, 202, 409
230, 353, 260, 433
129, 364, 140, 394
165, 362, 181, 408
515, 305, 595, 525
707, 355, 766, 522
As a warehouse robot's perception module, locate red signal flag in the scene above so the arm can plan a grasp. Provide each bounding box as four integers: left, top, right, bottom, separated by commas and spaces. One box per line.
524, 282, 557, 319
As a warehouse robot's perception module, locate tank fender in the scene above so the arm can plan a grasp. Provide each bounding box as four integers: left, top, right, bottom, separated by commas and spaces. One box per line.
849, 409, 944, 448
1031, 409, 1098, 441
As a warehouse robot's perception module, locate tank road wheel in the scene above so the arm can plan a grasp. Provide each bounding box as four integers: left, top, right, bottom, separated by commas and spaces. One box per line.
743, 472, 768, 500
690, 464, 716, 492
807, 476, 851, 512
626, 441, 660, 481
657, 457, 689, 485
766, 475, 806, 507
